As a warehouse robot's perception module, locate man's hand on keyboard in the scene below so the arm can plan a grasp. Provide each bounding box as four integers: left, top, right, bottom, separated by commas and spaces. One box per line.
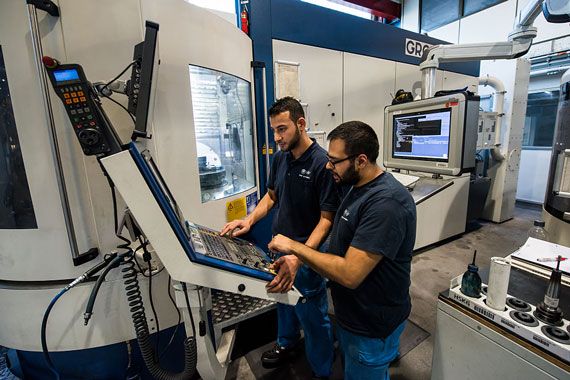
220, 219, 251, 238
265, 255, 302, 293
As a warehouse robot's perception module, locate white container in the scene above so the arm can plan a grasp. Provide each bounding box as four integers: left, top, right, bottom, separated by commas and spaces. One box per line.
486, 257, 511, 311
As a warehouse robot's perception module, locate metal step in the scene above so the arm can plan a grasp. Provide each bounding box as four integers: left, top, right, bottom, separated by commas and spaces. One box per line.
212, 289, 276, 330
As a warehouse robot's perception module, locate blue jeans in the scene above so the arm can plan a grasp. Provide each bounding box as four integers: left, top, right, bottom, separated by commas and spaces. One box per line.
276, 266, 333, 377
336, 321, 406, 380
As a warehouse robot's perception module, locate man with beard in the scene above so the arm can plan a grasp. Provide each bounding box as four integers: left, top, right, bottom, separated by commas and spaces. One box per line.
268, 121, 416, 380
220, 97, 339, 379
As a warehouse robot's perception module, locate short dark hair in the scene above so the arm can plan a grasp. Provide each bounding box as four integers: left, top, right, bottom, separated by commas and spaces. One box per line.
328, 121, 379, 163
269, 96, 305, 123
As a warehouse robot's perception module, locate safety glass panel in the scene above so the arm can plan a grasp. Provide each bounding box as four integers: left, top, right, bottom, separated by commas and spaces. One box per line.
0, 46, 37, 229
189, 65, 256, 203
523, 90, 559, 147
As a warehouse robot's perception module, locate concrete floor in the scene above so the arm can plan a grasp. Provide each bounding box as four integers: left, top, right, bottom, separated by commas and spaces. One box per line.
229, 203, 541, 379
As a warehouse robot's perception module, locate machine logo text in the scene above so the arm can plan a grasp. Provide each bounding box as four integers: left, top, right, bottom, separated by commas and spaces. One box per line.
405, 38, 433, 59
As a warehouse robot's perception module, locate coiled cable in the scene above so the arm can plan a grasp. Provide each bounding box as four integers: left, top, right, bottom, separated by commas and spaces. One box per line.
122, 253, 197, 379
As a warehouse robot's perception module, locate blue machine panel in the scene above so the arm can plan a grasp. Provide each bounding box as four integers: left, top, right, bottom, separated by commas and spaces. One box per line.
128, 143, 274, 281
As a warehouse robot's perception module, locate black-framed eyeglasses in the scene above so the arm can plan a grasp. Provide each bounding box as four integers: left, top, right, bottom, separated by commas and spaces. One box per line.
327, 154, 358, 168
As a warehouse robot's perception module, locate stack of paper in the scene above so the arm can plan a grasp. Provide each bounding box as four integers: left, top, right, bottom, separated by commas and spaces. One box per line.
512, 237, 570, 275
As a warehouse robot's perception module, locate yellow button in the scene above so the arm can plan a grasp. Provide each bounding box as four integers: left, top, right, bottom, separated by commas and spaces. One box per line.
63, 93, 70, 99
72, 98, 79, 103
80, 97, 86, 102
71, 92, 77, 97
77, 91, 84, 96
65, 99, 72, 104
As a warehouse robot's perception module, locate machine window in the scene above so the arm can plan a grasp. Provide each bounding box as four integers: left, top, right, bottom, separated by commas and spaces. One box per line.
0, 46, 37, 229
523, 90, 560, 147
188, 65, 256, 203
421, 0, 507, 32
463, 0, 506, 17
421, 0, 461, 32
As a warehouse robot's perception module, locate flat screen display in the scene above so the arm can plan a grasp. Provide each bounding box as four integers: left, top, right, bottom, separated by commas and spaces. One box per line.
392, 108, 451, 161
53, 69, 80, 83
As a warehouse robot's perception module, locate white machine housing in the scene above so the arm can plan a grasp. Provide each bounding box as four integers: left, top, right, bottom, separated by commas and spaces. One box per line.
0, 0, 266, 355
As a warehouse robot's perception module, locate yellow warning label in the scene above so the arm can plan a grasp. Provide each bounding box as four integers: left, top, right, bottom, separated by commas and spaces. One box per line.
226, 197, 247, 222
262, 144, 274, 155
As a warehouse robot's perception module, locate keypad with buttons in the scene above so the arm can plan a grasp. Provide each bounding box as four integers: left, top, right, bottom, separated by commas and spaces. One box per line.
54, 82, 110, 155
45, 62, 122, 157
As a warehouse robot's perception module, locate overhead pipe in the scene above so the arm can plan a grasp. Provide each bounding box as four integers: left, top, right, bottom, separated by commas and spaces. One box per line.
479, 75, 506, 161
419, 0, 546, 99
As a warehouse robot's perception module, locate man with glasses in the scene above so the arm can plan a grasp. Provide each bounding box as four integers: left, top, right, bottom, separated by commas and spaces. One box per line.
269, 121, 416, 380
220, 97, 339, 379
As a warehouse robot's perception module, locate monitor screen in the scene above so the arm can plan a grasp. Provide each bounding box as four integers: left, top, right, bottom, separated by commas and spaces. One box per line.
130, 21, 159, 140
53, 68, 80, 83
392, 108, 451, 162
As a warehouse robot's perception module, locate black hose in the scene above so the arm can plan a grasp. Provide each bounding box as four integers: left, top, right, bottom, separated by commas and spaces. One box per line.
83, 255, 124, 325
41, 251, 119, 379
41, 289, 65, 380
121, 254, 197, 380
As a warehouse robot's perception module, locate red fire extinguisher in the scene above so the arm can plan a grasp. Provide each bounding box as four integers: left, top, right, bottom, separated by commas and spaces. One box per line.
240, 6, 249, 34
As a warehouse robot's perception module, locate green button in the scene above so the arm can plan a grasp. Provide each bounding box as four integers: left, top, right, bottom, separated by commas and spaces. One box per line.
87, 115, 93, 120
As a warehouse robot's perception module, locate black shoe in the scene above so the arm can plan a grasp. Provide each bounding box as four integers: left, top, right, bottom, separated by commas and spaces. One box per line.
261, 343, 297, 368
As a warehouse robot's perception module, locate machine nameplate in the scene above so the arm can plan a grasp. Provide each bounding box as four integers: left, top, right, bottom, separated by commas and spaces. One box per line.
405, 38, 433, 58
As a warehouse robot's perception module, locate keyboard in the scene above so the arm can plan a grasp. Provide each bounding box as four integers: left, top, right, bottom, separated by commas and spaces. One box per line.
186, 222, 275, 275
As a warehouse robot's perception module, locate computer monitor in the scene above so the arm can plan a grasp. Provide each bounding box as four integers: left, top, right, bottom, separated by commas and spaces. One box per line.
384, 92, 479, 176
392, 108, 451, 161
128, 21, 159, 140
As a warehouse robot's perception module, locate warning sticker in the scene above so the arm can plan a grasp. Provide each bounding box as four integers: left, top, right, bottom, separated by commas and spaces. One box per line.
226, 197, 247, 222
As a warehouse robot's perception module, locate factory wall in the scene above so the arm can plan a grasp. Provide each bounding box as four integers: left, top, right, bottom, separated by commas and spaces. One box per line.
272, 40, 477, 161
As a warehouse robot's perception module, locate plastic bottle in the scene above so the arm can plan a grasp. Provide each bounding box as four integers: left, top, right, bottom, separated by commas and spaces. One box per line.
461, 250, 482, 298
529, 220, 549, 241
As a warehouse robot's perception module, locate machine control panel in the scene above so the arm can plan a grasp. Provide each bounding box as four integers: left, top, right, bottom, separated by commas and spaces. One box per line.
43, 56, 121, 156
187, 223, 276, 276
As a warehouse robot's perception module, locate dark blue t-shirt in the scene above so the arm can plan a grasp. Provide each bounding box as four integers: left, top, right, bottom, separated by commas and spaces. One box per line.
267, 140, 339, 242
329, 172, 416, 339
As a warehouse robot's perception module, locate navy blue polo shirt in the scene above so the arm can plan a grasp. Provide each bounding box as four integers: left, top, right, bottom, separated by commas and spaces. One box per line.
267, 140, 339, 243
328, 172, 416, 339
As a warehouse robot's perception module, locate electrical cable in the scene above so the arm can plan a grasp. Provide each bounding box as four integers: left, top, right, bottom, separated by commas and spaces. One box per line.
100, 93, 136, 125
122, 254, 197, 379
101, 60, 137, 93
181, 283, 197, 338
159, 276, 182, 359
109, 182, 131, 246
136, 233, 161, 357
147, 260, 161, 361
